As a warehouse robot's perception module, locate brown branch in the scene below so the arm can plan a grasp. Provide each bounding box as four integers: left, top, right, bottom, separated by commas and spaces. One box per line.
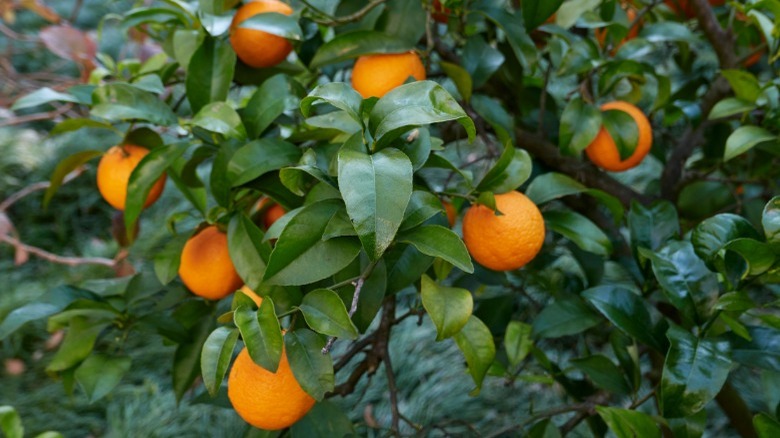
715, 382, 757, 438
306, 0, 387, 26
0, 168, 84, 212
692, 0, 738, 69
0, 233, 117, 267
0, 104, 73, 128
376, 296, 400, 434
322, 261, 378, 354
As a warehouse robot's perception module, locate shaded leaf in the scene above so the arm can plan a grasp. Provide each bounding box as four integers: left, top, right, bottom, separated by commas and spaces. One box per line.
421, 275, 473, 341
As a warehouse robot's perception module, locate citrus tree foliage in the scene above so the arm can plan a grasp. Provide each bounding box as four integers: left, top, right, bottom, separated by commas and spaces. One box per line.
5, 0, 780, 436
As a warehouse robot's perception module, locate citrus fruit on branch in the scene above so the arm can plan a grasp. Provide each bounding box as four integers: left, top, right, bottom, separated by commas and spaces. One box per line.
178, 225, 243, 300
351, 51, 426, 98
96, 144, 166, 211
230, 0, 294, 68
585, 101, 653, 172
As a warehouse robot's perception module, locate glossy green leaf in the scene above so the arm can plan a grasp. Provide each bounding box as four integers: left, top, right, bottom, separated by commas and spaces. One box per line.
762, 196, 780, 244
264, 200, 362, 285
397, 225, 473, 273
559, 97, 602, 156
628, 200, 679, 252
301, 82, 363, 125
41, 150, 101, 209
400, 190, 443, 231
570, 355, 631, 395
153, 233, 190, 285
190, 102, 246, 139
596, 406, 661, 438
228, 138, 302, 187
74, 354, 132, 403
49, 118, 116, 137
420, 275, 473, 341
385, 244, 434, 294
238, 11, 302, 39
91, 83, 177, 125
369, 81, 476, 149
243, 74, 299, 138
544, 210, 612, 256
724, 238, 776, 277
728, 326, 780, 371
234, 301, 283, 373
523, 0, 564, 29
724, 126, 776, 161
692, 213, 761, 269
461, 35, 504, 88
583, 286, 664, 351
755, 413, 780, 438
709, 97, 756, 120
0, 406, 23, 438
376, 0, 425, 46
526, 172, 623, 221
477, 144, 532, 194
532, 296, 601, 338
440, 61, 473, 103
290, 400, 356, 437
185, 35, 236, 113
475, 6, 536, 69
338, 140, 413, 260
0, 303, 64, 340
299, 289, 358, 340
661, 325, 732, 418
228, 214, 271, 292
172, 29, 204, 72
454, 315, 496, 395
200, 327, 239, 397
46, 317, 108, 372
11, 87, 80, 110
721, 69, 761, 102
285, 329, 334, 401
505, 321, 533, 367
309, 30, 412, 68
602, 109, 639, 161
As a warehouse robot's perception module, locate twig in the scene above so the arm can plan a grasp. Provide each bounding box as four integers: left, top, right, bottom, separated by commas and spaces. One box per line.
307, 0, 387, 26
322, 261, 379, 354
0, 104, 73, 128
376, 296, 400, 434
0, 168, 84, 212
0, 234, 116, 267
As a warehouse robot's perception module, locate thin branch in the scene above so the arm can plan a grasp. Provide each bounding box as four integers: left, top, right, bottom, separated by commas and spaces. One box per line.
376, 296, 400, 434
307, 0, 387, 26
0, 234, 116, 267
0, 104, 73, 128
323, 261, 378, 354
0, 168, 84, 212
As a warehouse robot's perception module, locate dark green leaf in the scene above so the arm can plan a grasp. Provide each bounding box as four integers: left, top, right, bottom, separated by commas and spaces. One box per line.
385, 244, 434, 294
477, 144, 532, 194
290, 400, 356, 437
309, 30, 412, 68
301, 82, 363, 124
440, 61, 473, 103
228, 139, 302, 187
49, 118, 116, 137
91, 83, 177, 125
397, 225, 473, 273
185, 36, 236, 113
200, 327, 239, 397
47, 317, 108, 372
526, 172, 624, 221
153, 233, 190, 285
0, 303, 64, 340
285, 329, 334, 400
725, 238, 776, 277
661, 325, 732, 418
228, 214, 272, 291
582, 286, 663, 351
532, 296, 601, 338
172, 316, 212, 401
724, 126, 776, 162
461, 35, 504, 88
244, 74, 300, 139
338, 140, 413, 260
559, 97, 602, 156
12, 87, 80, 110
602, 109, 639, 161
190, 102, 246, 139
692, 213, 761, 269
400, 190, 443, 231
454, 315, 496, 395
420, 275, 473, 341
628, 200, 679, 252
728, 326, 780, 371
234, 301, 283, 373
544, 210, 612, 256
596, 406, 661, 438
523, 0, 564, 29
238, 12, 302, 39
299, 289, 359, 340
570, 355, 631, 395
375, 0, 425, 46
505, 321, 533, 367
74, 354, 132, 403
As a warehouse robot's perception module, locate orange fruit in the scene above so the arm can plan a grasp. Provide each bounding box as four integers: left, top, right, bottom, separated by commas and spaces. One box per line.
228, 347, 315, 430
256, 198, 286, 229
239, 285, 264, 307
178, 225, 244, 300
443, 201, 457, 227
96, 144, 166, 211
596, 7, 640, 50
462, 191, 545, 271
229, 0, 294, 68
735, 12, 764, 68
432, 0, 450, 24
665, 0, 725, 18
351, 51, 426, 98
585, 101, 653, 172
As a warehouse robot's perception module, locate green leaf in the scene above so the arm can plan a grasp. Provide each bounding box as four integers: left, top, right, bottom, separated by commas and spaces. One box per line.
47, 317, 108, 372
724, 238, 776, 277
285, 329, 334, 401
228, 138, 302, 187
74, 354, 132, 403
190, 102, 246, 139
570, 355, 631, 395
200, 327, 239, 397
532, 296, 601, 338
228, 213, 272, 291
234, 301, 283, 373
461, 35, 504, 88
338, 139, 413, 260
299, 289, 359, 340
475, 6, 537, 69
0, 303, 64, 340
641, 22, 698, 43
172, 316, 213, 402
172, 29, 204, 72
692, 213, 761, 269
11, 87, 80, 110
709, 98, 756, 120
602, 109, 639, 161
628, 200, 679, 252
125, 142, 189, 236
724, 126, 776, 161
721, 69, 761, 102
582, 286, 664, 351
527, 419, 561, 438
400, 190, 444, 231
301, 82, 363, 124
544, 210, 613, 256
505, 321, 533, 367
290, 400, 356, 437
49, 118, 116, 137
454, 315, 496, 395
385, 244, 434, 294
440, 61, 473, 103
523, 0, 564, 29
661, 325, 732, 418
596, 406, 661, 438
420, 275, 473, 341
559, 97, 602, 156
244, 74, 299, 139
185, 35, 236, 113
91, 83, 177, 125
0, 406, 23, 438
526, 172, 624, 221
714, 292, 756, 312
471, 94, 514, 144
238, 11, 302, 39
763, 196, 780, 244
369, 81, 476, 150
309, 30, 412, 68
728, 326, 780, 371
755, 413, 780, 438
397, 225, 473, 273
153, 233, 190, 285
42, 149, 100, 209
264, 200, 362, 285
476, 144, 532, 194
375, 0, 425, 46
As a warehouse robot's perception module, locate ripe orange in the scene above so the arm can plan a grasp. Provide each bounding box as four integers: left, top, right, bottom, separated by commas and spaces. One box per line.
351, 51, 426, 98
239, 285, 264, 307
443, 200, 457, 227
585, 101, 653, 172
96, 144, 166, 211
665, 0, 725, 18
229, 0, 294, 68
228, 347, 315, 430
256, 198, 286, 229
178, 225, 244, 300
595, 7, 640, 50
462, 191, 545, 271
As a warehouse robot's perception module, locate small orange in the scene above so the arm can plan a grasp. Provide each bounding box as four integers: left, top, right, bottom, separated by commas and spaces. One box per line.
256, 198, 286, 229
585, 101, 653, 172
462, 191, 545, 271
239, 285, 264, 307
228, 347, 315, 430
596, 7, 640, 51
351, 52, 426, 98
230, 0, 294, 68
178, 225, 244, 300
443, 200, 457, 227
96, 144, 166, 211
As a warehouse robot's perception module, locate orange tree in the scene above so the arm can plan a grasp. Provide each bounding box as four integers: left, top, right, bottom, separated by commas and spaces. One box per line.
3, 0, 780, 436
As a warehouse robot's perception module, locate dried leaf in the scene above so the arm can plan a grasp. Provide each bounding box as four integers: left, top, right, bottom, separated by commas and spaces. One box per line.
20, 0, 60, 23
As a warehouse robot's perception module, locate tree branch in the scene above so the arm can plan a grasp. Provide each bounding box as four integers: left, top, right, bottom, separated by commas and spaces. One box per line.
323, 261, 378, 354
305, 0, 387, 26
0, 168, 84, 212
0, 233, 117, 267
